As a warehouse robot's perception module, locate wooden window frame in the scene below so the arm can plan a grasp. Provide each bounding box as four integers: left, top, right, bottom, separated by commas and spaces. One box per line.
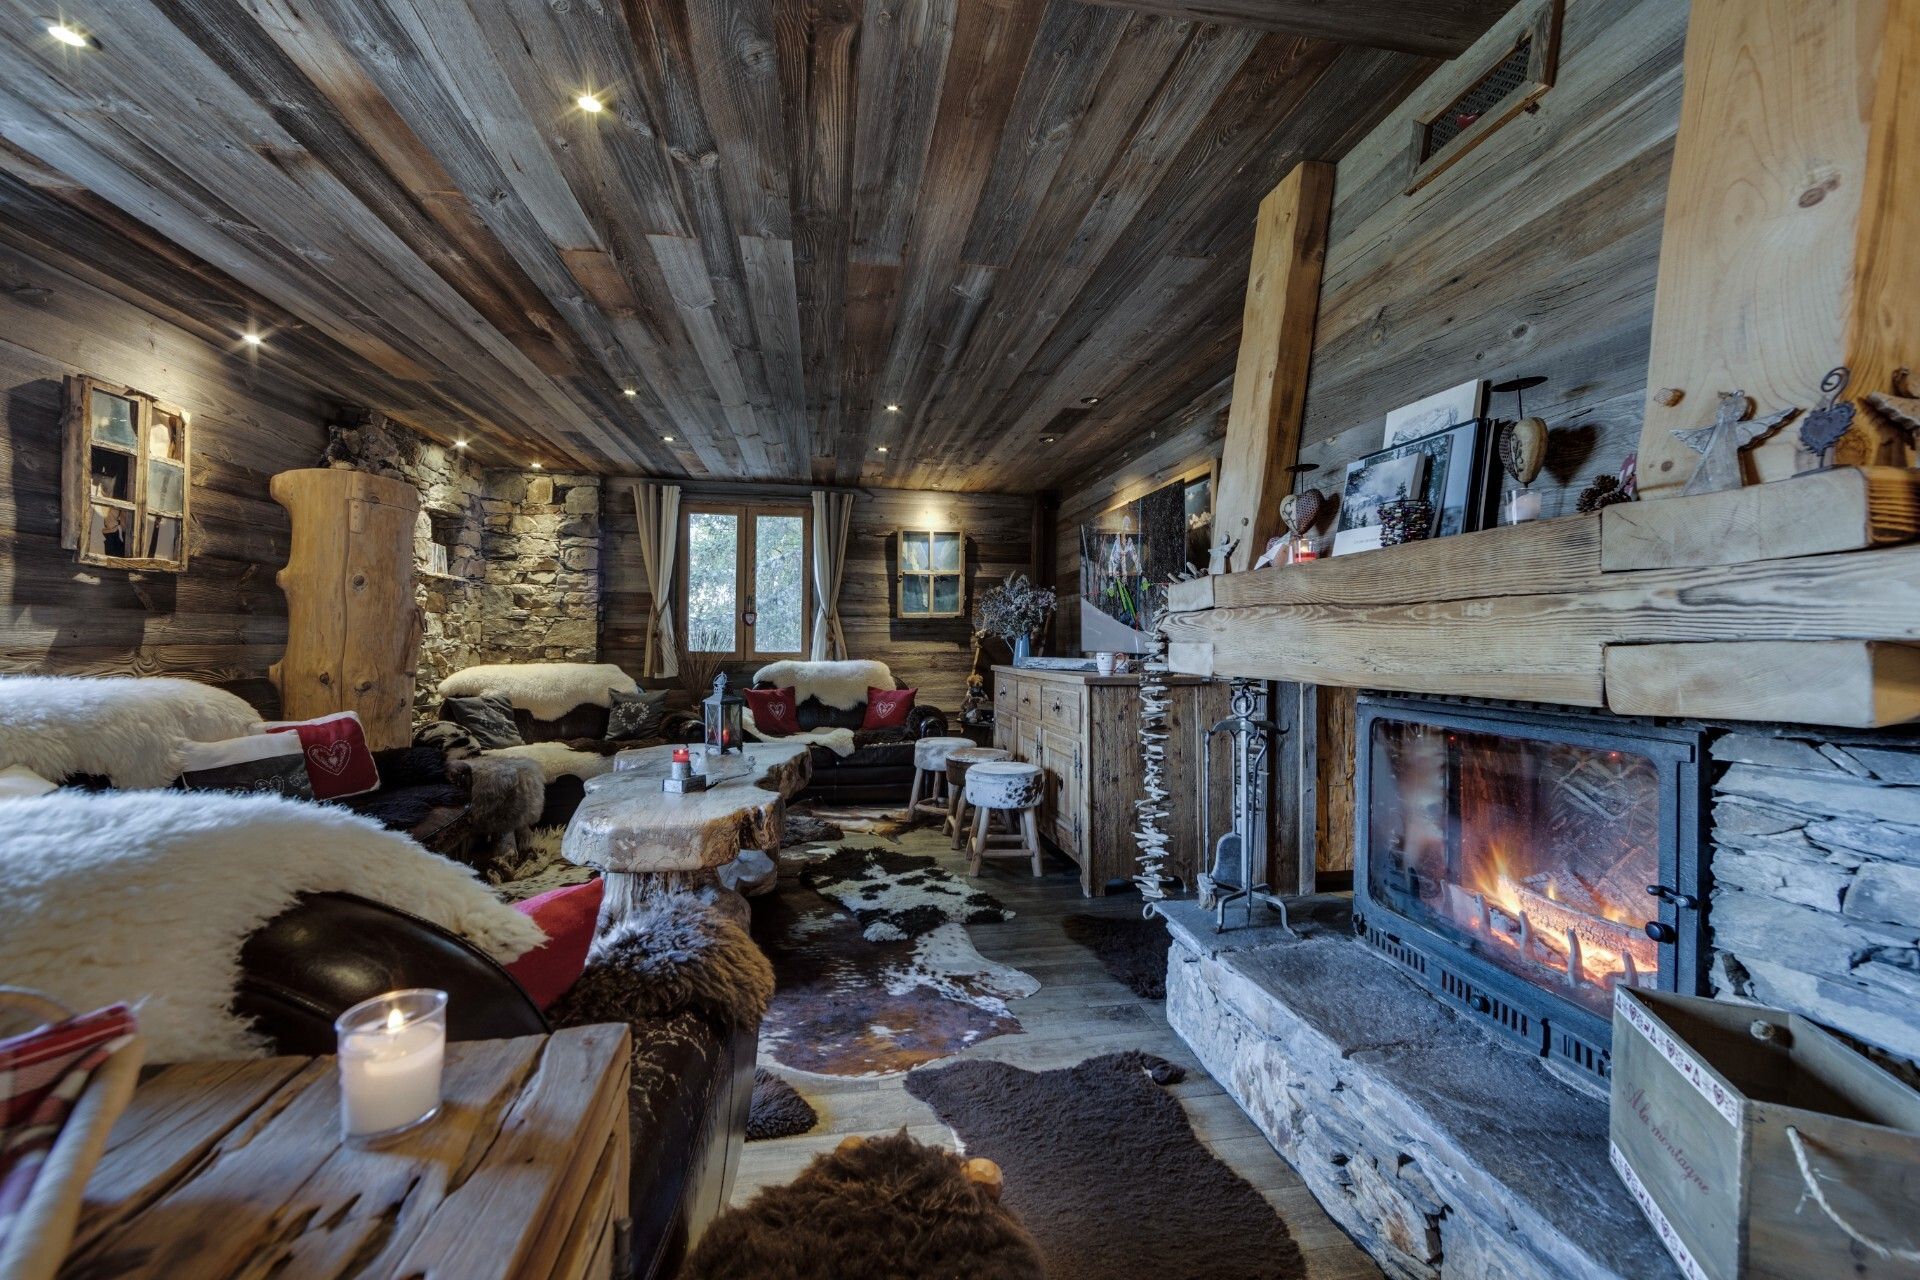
895, 527, 967, 620
1404, 0, 1562, 196
60, 374, 192, 572
677, 500, 812, 663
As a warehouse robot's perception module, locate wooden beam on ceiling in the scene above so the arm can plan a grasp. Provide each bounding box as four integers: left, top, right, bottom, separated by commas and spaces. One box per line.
1071, 0, 1516, 57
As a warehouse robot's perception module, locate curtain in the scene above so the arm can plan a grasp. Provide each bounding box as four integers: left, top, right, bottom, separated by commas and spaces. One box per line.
633, 481, 681, 679
810, 490, 854, 660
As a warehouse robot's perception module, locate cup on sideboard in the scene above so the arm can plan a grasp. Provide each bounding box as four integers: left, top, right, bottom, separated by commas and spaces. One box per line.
1095, 652, 1116, 676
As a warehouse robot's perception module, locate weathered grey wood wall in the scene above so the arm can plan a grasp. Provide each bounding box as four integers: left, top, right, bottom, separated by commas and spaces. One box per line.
603, 482, 1034, 710
0, 238, 323, 715
1053, 0, 1688, 869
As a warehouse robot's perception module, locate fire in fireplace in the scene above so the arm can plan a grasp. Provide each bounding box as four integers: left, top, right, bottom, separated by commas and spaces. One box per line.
1354, 696, 1707, 1082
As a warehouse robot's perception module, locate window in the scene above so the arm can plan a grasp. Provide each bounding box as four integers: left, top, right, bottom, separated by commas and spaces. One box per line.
896, 528, 965, 618
679, 502, 811, 660
61, 375, 190, 571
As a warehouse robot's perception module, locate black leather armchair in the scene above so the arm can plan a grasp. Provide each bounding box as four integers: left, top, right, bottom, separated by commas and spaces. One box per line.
235, 892, 752, 1279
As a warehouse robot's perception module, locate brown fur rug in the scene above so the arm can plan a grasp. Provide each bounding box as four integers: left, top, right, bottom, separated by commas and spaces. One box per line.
747, 1068, 817, 1141
680, 1132, 1044, 1280
548, 890, 772, 1030
905, 1052, 1307, 1280
1061, 912, 1171, 999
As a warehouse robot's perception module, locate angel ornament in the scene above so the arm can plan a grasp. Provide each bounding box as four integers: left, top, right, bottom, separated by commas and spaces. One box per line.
1672, 391, 1798, 496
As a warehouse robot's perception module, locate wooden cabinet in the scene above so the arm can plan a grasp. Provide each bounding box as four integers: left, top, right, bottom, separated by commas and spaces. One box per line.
991, 665, 1228, 897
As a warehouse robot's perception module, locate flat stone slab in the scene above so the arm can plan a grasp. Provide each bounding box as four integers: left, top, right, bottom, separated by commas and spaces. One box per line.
1164, 898, 1676, 1280
562, 742, 811, 873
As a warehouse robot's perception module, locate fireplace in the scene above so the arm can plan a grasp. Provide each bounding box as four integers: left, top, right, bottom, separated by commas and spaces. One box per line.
1353, 696, 1708, 1082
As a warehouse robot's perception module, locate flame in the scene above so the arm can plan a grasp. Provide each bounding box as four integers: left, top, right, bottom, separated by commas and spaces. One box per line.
386, 1007, 405, 1034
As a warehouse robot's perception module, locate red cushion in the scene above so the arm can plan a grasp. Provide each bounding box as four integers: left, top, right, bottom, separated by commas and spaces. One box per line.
745, 685, 804, 736
260, 711, 380, 800
862, 686, 917, 730
506, 878, 604, 1009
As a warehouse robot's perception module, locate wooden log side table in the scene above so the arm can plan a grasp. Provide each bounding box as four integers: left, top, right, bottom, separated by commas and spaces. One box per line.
561, 742, 811, 929
61, 1026, 631, 1280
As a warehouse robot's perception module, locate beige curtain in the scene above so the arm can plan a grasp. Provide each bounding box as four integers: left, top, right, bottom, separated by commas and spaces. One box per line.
633, 481, 681, 679
810, 490, 854, 660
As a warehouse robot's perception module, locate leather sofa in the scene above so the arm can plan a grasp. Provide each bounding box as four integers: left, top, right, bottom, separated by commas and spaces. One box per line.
237, 892, 753, 1280
753, 680, 950, 806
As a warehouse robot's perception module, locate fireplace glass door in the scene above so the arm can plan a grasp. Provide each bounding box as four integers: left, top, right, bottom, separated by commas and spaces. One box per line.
1367, 719, 1666, 1019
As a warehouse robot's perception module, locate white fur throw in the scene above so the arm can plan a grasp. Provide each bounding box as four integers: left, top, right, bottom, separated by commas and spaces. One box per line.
438, 663, 638, 720
751, 659, 894, 711
0, 790, 544, 1062
487, 742, 618, 784
0, 675, 262, 789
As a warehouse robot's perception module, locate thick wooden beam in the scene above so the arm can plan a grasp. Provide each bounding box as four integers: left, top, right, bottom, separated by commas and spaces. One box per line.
1601, 466, 1920, 571
1605, 641, 1920, 728
1073, 0, 1510, 57
1211, 161, 1333, 573
1637, 0, 1920, 496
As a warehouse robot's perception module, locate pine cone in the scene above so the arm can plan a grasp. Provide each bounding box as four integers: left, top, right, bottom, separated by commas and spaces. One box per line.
1575, 475, 1632, 513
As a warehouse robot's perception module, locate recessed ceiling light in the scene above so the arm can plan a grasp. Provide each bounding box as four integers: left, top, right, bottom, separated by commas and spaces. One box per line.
453, 439, 468, 449
576, 94, 604, 113
663, 435, 675, 442
1081, 395, 1101, 405
623, 387, 637, 397
47, 22, 89, 47
885, 403, 901, 413
1041, 436, 1056, 444
876, 445, 889, 453
241, 332, 263, 346
530, 461, 543, 469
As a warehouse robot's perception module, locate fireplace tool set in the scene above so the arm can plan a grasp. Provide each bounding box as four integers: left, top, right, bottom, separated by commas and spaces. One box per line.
1199, 679, 1294, 933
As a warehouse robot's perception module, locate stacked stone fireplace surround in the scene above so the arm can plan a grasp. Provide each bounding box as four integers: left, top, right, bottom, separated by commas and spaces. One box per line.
1165, 713, 1920, 1280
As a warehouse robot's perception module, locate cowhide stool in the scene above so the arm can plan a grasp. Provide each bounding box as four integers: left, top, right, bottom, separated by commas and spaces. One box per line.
943, 745, 1010, 849
908, 735, 976, 819
964, 760, 1046, 877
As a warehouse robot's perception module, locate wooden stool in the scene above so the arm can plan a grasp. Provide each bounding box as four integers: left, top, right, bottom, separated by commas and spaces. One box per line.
964, 760, 1045, 877
907, 736, 976, 818
943, 746, 1010, 849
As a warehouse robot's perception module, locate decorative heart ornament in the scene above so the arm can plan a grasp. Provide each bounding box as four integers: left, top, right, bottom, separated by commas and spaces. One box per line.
1279, 489, 1324, 539
309, 741, 353, 776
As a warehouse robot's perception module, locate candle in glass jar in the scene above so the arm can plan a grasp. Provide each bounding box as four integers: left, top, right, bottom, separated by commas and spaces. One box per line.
335, 989, 447, 1141
1504, 489, 1542, 524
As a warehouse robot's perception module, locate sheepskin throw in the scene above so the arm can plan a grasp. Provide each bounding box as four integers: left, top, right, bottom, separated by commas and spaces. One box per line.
681, 1132, 1045, 1280
548, 890, 774, 1030
0, 675, 261, 789
485, 741, 618, 784
438, 663, 638, 720
751, 659, 894, 711
743, 715, 858, 757
0, 790, 543, 1062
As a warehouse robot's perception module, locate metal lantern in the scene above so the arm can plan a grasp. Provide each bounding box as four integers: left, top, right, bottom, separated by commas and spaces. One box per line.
703, 673, 745, 755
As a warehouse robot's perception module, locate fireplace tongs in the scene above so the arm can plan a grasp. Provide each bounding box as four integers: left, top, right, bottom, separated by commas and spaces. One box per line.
1199, 687, 1294, 934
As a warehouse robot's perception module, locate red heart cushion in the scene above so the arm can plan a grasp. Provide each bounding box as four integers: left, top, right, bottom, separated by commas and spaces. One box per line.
862, 686, 916, 730
745, 686, 803, 736
507, 879, 605, 1009
261, 711, 380, 800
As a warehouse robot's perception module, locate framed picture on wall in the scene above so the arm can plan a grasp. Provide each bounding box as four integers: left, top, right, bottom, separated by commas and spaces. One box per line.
1079, 461, 1215, 653
1333, 417, 1495, 555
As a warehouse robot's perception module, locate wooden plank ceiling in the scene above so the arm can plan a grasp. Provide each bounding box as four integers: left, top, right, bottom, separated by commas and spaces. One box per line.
0, 0, 1492, 488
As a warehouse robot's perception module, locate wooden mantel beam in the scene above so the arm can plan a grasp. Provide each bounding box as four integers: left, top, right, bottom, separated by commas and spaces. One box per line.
1073, 0, 1512, 57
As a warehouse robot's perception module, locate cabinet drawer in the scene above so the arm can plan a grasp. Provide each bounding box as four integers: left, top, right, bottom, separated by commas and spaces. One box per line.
993, 678, 1017, 716
1038, 684, 1081, 733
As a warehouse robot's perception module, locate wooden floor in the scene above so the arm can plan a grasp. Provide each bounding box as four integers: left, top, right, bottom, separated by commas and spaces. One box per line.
736, 824, 1381, 1279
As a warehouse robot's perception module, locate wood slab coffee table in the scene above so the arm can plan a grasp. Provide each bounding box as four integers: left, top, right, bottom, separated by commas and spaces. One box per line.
563, 741, 811, 925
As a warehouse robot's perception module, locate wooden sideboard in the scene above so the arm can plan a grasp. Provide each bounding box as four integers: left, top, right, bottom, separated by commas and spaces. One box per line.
991, 664, 1229, 897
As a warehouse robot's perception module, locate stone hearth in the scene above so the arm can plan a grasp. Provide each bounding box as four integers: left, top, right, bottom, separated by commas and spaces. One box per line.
1160, 899, 1673, 1280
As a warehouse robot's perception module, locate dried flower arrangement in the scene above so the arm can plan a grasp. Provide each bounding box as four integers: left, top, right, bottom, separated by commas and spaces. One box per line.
972, 573, 1057, 644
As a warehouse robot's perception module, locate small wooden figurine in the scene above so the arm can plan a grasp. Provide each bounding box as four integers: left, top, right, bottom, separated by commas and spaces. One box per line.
1671, 391, 1798, 496
1864, 368, 1920, 462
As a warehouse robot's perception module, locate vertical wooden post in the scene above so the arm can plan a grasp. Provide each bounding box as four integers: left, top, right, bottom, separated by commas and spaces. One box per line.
1637, 0, 1920, 498
1212, 161, 1335, 571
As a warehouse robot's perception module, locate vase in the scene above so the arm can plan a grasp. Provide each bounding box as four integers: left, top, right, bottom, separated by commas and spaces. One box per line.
1012, 634, 1032, 665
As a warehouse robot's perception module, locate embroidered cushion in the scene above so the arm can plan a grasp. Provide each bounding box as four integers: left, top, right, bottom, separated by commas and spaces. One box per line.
862, 686, 917, 730
506, 878, 605, 1009
439, 693, 525, 750
745, 686, 803, 737
606, 688, 670, 740
261, 710, 380, 800
176, 734, 314, 799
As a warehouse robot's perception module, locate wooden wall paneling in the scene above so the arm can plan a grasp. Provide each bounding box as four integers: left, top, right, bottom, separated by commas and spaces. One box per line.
1636, 0, 1920, 496
1212, 161, 1333, 572
1314, 685, 1356, 874
1073, 0, 1514, 57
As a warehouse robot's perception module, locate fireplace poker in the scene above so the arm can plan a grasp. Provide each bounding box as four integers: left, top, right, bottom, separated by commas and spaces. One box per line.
1200, 680, 1294, 933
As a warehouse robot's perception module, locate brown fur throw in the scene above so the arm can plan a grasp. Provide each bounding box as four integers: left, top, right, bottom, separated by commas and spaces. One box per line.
452, 754, 545, 835
680, 1132, 1045, 1280
547, 891, 773, 1030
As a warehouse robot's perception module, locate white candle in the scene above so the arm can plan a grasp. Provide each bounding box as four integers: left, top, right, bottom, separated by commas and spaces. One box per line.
336, 991, 446, 1140
1504, 488, 1543, 524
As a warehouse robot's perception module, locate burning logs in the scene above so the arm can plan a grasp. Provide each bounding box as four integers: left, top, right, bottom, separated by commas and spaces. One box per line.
1445, 875, 1655, 993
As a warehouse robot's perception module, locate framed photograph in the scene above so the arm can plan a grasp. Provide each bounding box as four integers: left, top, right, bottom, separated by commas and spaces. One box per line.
1398, 416, 1497, 538
1383, 377, 1487, 446
1333, 448, 1428, 556
1079, 461, 1215, 653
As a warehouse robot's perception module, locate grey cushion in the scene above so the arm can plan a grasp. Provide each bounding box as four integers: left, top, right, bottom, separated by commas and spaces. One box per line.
439, 693, 525, 749
608, 688, 670, 740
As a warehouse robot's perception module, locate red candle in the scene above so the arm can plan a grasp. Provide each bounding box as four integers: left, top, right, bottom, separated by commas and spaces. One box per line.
672, 747, 690, 763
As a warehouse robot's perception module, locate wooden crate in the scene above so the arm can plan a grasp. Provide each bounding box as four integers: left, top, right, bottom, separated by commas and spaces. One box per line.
1610, 988, 1920, 1279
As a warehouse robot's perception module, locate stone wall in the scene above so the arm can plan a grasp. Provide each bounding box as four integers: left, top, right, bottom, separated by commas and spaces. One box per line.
1708, 729, 1920, 1068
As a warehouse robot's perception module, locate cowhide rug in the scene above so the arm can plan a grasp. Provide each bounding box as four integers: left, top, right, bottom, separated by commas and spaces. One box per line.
755, 840, 1037, 1077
